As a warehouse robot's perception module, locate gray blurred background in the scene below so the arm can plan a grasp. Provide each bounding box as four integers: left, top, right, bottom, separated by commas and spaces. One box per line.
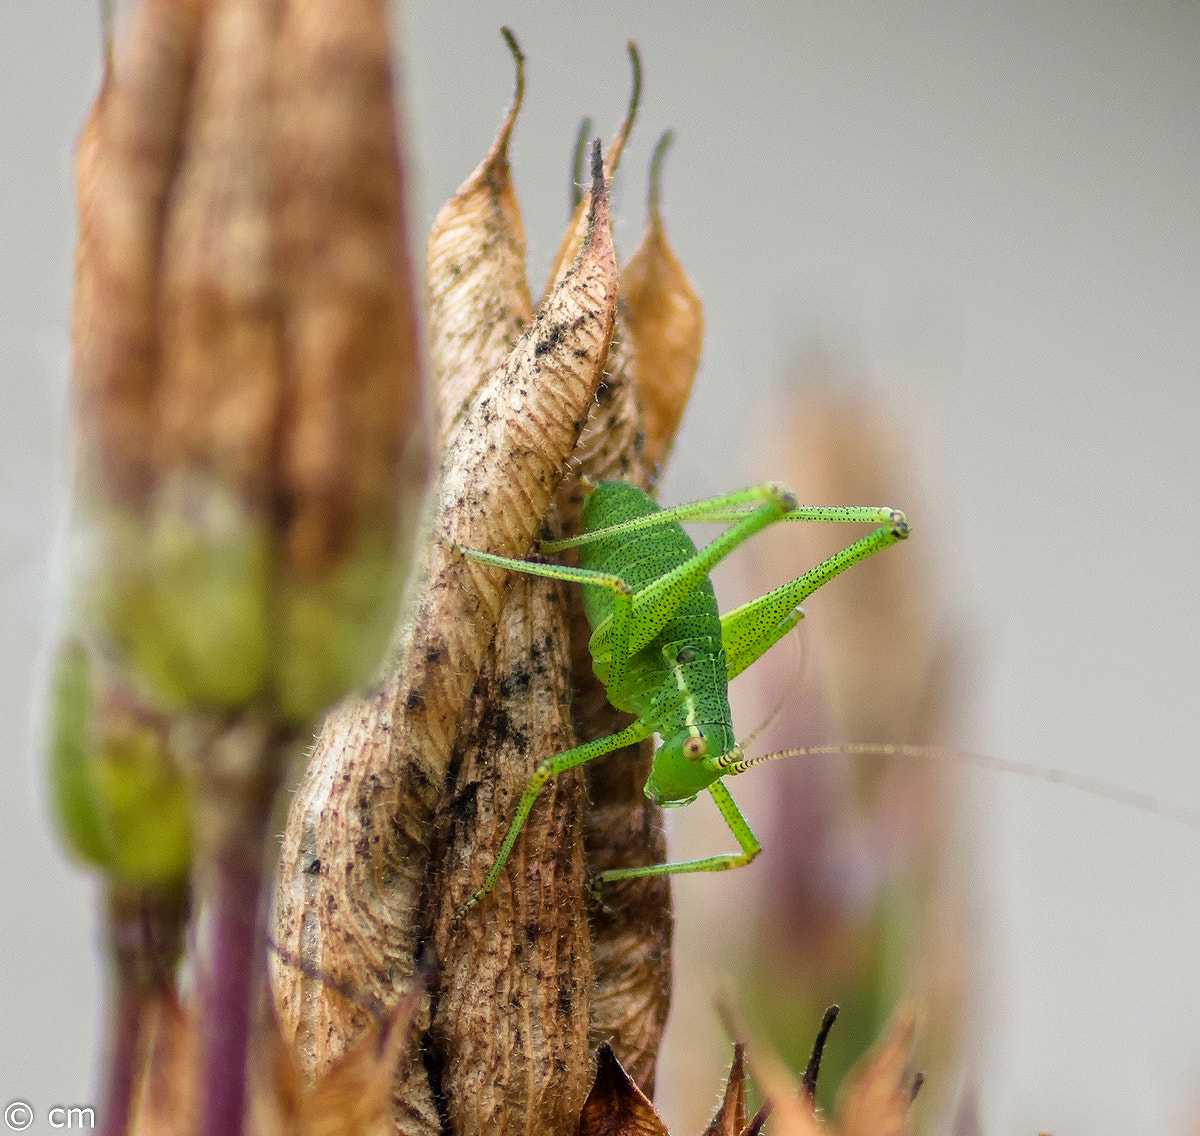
3, 2, 1199, 1132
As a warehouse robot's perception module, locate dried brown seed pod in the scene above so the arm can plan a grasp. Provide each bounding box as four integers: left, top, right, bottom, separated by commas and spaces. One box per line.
272, 148, 619, 1133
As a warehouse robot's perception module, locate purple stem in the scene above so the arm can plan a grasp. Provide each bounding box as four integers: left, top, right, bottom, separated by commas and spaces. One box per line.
100, 888, 188, 1136
99, 954, 140, 1136
195, 741, 281, 1136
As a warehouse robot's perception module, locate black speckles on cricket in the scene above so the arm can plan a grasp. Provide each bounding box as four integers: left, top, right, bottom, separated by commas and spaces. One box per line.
405, 690, 424, 712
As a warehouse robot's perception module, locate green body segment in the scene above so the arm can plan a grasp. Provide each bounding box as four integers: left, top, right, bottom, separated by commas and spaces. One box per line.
452, 478, 910, 919
577, 482, 734, 804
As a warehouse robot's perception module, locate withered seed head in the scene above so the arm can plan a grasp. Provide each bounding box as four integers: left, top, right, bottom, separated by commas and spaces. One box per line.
70, 0, 428, 724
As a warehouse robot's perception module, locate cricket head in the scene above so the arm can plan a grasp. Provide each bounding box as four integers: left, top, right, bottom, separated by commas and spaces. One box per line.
644, 723, 738, 806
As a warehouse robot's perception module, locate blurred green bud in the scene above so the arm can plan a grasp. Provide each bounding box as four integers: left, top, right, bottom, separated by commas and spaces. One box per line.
48, 641, 192, 887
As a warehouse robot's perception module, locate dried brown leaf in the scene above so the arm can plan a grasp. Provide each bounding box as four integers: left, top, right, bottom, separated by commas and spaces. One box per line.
272, 155, 618, 1133
430, 568, 592, 1136
423, 42, 597, 1132
429, 119, 597, 1132
701, 1043, 748, 1136
576, 1044, 669, 1136
620, 132, 704, 475
153, 0, 278, 507
271, 0, 426, 576
73, 0, 204, 505
427, 28, 532, 449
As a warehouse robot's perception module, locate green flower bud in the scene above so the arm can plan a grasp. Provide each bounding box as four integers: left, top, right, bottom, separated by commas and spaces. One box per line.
48, 641, 192, 887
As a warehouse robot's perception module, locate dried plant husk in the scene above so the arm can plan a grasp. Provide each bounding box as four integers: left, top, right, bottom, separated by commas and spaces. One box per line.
272, 152, 618, 1133
426, 28, 530, 448
72, 0, 426, 726
425, 32, 594, 1136
68, 2, 429, 1133
576, 1044, 669, 1136
620, 131, 704, 478
542, 42, 641, 297
701, 1043, 748, 1136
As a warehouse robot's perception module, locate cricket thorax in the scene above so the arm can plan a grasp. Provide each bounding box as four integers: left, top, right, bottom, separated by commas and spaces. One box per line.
640, 635, 736, 805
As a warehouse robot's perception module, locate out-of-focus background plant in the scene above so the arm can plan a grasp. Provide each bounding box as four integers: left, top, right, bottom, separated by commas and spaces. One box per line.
4, 3, 1200, 1135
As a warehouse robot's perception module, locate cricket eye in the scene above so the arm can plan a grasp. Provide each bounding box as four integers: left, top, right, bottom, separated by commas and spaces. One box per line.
683, 735, 708, 761
676, 647, 698, 664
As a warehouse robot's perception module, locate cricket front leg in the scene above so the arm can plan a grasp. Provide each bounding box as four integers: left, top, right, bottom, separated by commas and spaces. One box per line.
455, 716, 654, 922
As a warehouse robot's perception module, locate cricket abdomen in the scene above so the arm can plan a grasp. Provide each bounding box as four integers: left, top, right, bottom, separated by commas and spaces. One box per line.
579, 482, 736, 803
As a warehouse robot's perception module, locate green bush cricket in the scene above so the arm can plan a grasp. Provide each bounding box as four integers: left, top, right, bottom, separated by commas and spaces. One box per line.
453, 479, 909, 919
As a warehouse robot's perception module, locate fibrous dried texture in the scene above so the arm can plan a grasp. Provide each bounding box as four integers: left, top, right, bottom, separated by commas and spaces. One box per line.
272, 153, 618, 1134
426, 29, 530, 449
72, 0, 204, 506
425, 37, 594, 1136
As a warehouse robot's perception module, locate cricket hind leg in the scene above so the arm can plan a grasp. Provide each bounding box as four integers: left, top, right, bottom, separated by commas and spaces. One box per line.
721, 508, 909, 680
552, 484, 802, 658
591, 779, 762, 890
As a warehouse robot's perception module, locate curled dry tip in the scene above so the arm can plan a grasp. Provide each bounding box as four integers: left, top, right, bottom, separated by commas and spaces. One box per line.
802, 1004, 840, 1102
647, 129, 674, 216
497, 27, 526, 148
603, 40, 644, 178
570, 116, 594, 213
500, 28, 525, 107
626, 40, 643, 116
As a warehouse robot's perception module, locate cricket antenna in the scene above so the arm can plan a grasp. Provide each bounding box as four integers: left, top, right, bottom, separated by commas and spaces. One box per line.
718, 742, 1200, 830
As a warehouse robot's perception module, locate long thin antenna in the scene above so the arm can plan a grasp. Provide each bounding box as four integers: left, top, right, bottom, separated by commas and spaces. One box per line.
720, 742, 1200, 830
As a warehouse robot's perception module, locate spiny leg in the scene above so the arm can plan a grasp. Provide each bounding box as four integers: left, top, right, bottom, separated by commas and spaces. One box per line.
453, 545, 636, 692
455, 715, 654, 921
592, 779, 761, 889
539, 482, 799, 553
566, 484, 800, 658
722, 509, 909, 680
